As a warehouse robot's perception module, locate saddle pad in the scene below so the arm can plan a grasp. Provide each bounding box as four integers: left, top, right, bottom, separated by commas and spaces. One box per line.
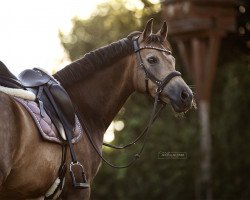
14, 97, 83, 144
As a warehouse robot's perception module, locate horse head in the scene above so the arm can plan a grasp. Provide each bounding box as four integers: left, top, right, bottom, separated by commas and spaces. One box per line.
132, 19, 193, 113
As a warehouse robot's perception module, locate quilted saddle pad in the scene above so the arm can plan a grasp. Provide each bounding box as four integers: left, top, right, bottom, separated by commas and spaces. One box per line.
14, 97, 83, 144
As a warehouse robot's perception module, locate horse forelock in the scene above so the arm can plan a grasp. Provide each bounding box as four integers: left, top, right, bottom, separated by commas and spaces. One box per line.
144, 34, 172, 51
145, 34, 162, 44
128, 32, 171, 49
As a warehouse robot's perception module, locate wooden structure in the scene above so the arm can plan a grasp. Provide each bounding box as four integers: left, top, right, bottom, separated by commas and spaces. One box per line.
161, 1, 236, 200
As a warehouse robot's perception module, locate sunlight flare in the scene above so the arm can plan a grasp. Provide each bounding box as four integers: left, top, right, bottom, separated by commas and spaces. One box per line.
104, 122, 115, 143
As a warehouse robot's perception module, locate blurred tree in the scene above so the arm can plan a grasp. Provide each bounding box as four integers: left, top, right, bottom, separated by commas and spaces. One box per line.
60, 0, 161, 61
60, 0, 250, 199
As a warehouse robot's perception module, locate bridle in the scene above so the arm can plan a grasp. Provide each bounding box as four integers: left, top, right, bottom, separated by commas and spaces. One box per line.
133, 37, 181, 97
78, 36, 182, 168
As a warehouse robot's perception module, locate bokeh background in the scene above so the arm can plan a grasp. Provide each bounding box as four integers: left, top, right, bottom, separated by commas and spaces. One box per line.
1, 0, 249, 199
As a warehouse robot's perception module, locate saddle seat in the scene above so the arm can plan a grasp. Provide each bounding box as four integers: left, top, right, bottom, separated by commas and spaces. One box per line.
19, 69, 51, 87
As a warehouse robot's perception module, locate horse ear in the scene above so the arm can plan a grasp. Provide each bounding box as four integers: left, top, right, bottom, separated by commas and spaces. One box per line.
142, 18, 154, 40
157, 21, 168, 41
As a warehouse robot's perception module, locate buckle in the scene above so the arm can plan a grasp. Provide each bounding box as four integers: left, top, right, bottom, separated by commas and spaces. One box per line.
156, 87, 162, 94
69, 162, 89, 189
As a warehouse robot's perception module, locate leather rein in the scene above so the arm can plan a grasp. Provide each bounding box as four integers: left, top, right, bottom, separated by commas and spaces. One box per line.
77, 37, 181, 169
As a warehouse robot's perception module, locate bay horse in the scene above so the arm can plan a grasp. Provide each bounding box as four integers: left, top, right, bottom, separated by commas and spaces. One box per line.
0, 19, 193, 200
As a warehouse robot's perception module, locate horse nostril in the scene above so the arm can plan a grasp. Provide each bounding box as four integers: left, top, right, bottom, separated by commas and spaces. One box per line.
180, 90, 189, 102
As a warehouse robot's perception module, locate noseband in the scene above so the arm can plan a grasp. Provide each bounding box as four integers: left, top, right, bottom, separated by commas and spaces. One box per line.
133, 37, 181, 98
81, 37, 182, 169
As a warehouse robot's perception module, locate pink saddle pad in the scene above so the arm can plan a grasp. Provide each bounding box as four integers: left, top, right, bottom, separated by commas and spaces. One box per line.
14, 97, 83, 144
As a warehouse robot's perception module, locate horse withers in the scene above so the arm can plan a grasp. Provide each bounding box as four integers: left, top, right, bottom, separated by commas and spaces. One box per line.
0, 19, 193, 200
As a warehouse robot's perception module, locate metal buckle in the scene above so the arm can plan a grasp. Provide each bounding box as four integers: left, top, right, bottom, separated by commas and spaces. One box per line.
69, 162, 89, 189
139, 63, 144, 68
156, 87, 162, 94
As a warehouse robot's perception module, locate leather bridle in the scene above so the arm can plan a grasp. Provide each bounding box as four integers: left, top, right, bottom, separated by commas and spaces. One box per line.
133, 37, 181, 97
78, 37, 182, 168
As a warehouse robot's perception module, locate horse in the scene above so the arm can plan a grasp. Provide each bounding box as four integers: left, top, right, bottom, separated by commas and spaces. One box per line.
0, 19, 193, 200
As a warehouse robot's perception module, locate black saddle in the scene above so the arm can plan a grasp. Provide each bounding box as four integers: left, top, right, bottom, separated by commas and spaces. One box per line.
19, 69, 51, 87
0, 63, 75, 138
0, 63, 75, 139
0, 64, 89, 190
19, 68, 75, 129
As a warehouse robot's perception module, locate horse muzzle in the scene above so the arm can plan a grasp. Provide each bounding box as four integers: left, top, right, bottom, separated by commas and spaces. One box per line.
161, 80, 193, 113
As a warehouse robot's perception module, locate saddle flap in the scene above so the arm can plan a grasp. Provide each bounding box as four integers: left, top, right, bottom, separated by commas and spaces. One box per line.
19, 69, 51, 87
49, 84, 75, 129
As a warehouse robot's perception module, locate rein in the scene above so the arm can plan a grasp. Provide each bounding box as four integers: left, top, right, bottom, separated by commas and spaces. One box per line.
79, 37, 181, 169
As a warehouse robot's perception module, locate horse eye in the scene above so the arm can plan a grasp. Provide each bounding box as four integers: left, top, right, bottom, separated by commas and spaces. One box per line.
147, 56, 158, 64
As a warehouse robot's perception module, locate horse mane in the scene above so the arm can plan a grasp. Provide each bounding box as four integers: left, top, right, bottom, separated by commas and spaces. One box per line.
54, 32, 166, 86
54, 34, 138, 86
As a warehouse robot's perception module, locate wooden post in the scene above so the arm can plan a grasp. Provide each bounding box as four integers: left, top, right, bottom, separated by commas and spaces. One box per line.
191, 37, 214, 200
198, 100, 212, 200
161, 1, 235, 199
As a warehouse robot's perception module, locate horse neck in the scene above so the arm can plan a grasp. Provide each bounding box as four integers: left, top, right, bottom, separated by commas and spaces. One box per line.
61, 56, 135, 134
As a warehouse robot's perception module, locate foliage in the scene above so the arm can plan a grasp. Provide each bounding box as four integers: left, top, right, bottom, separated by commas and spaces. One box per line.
211, 56, 250, 200
60, 0, 161, 61
60, 0, 250, 199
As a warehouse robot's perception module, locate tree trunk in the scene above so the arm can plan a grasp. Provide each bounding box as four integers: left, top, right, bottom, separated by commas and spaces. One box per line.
196, 100, 212, 200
